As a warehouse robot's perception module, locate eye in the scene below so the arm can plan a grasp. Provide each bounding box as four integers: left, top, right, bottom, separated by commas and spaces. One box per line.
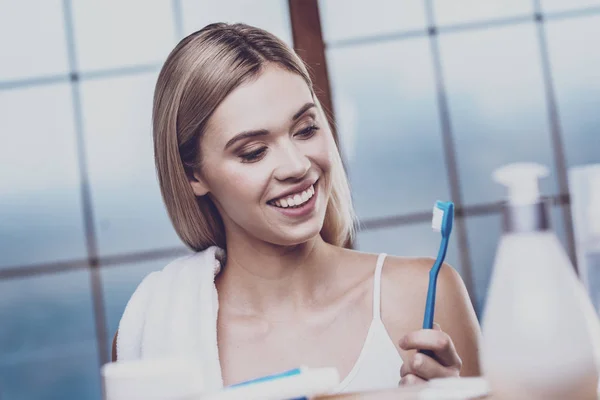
294, 124, 319, 139
239, 147, 267, 163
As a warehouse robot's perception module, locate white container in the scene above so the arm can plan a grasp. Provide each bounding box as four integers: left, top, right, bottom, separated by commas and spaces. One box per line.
569, 164, 600, 314
101, 358, 204, 400
481, 163, 599, 400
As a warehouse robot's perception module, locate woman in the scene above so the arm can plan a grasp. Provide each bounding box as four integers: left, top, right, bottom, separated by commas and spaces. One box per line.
113, 22, 480, 393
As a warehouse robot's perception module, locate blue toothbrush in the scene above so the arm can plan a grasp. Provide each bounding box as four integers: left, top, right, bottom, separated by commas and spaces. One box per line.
421, 201, 454, 358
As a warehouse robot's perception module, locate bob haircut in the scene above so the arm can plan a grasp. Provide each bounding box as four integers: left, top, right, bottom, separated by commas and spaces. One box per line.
152, 23, 355, 251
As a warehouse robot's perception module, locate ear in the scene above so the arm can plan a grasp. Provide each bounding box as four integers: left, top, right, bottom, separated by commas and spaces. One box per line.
188, 169, 209, 197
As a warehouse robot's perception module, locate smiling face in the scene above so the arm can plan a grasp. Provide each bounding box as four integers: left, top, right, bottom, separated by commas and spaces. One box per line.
189, 65, 336, 246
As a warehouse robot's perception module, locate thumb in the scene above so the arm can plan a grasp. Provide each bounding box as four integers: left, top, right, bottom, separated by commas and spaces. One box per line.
433, 322, 442, 331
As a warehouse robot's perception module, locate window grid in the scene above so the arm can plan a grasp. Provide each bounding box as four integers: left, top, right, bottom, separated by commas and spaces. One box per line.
423, 0, 476, 305
533, 0, 577, 266
0, 0, 593, 376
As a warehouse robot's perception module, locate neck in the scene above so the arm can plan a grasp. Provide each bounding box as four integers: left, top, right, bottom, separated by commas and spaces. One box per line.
216, 233, 339, 319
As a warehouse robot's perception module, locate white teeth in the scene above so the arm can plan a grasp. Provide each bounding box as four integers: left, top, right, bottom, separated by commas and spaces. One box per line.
271, 184, 315, 209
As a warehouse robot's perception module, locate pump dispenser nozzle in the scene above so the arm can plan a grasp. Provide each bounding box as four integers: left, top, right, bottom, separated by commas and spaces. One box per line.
494, 163, 551, 233
494, 163, 549, 205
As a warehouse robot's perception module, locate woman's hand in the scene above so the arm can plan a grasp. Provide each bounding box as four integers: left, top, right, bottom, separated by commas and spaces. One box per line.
398, 323, 462, 385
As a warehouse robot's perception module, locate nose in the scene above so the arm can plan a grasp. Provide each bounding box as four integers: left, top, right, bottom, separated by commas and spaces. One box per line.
273, 141, 311, 181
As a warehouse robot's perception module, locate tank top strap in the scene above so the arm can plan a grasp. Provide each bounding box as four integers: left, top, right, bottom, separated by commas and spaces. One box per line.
372, 253, 387, 321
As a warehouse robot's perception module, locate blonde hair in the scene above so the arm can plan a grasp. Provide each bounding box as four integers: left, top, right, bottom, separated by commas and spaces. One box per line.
153, 23, 355, 251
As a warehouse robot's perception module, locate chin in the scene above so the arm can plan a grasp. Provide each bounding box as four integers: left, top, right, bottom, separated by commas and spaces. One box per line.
267, 221, 325, 246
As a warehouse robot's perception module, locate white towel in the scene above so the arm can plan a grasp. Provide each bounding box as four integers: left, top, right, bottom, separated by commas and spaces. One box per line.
116, 246, 226, 392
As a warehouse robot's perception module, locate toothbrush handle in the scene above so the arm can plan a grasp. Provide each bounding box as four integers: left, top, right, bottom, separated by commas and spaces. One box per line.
419, 349, 436, 359
419, 268, 439, 360
422, 266, 439, 330
419, 236, 449, 359
422, 236, 449, 329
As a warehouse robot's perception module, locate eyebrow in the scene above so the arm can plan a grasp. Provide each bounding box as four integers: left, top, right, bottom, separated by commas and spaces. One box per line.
224, 102, 316, 150
292, 102, 316, 121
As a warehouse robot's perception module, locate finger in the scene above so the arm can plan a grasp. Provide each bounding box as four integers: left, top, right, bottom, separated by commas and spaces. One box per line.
399, 373, 425, 386
405, 353, 459, 381
400, 359, 410, 377
433, 322, 441, 331
399, 330, 461, 368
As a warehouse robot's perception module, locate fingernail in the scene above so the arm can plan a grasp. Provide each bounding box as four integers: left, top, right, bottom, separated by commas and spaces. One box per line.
414, 354, 423, 368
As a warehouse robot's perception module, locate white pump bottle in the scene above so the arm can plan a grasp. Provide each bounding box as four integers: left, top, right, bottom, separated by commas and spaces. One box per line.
481, 163, 599, 400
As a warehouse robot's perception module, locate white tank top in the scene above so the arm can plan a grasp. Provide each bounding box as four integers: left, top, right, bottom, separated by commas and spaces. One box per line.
335, 253, 404, 393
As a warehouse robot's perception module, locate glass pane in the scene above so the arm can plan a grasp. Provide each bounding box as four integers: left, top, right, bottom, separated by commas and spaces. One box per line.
356, 222, 462, 277
466, 205, 567, 315
71, 0, 176, 72
551, 204, 569, 252
0, 83, 87, 269
327, 38, 451, 220
0, 0, 69, 81
180, 0, 293, 47
102, 259, 169, 356
0, 270, 101, 400
465, 212, 501, 315
542, 0, 600, 13
79, 73, 181, 257
434, 0, 533, 26
438, 24, 559, 206
319, 0, 426, 43
545, 15, 600, 167
0, 343, 101, 400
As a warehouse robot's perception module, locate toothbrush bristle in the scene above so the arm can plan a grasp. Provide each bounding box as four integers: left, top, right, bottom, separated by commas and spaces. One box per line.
432, 206, 444, 232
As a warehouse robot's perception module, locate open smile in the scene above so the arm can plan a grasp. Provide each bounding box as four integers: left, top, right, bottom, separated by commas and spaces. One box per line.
267, 180, 319, 217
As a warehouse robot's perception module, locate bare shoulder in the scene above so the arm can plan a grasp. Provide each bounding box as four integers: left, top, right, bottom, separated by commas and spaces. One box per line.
332, 250, 472, 318
379, 255, 482, 376
381, 256, 470, 312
